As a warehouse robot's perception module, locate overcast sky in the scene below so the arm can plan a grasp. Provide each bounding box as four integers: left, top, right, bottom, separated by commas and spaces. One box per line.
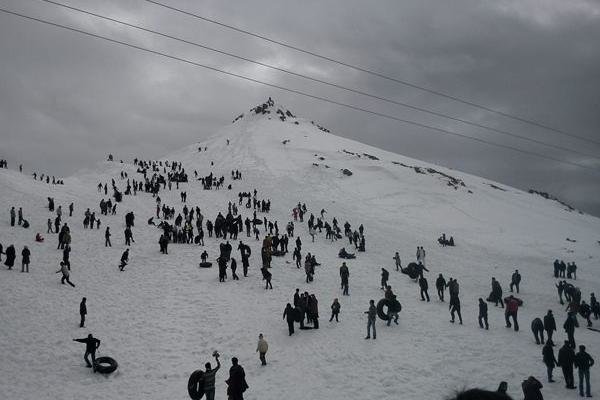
1, 0, 599, 215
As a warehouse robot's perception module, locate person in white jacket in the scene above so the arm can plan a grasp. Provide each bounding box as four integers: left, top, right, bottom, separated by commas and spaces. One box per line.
256, 333, 268, 366
57, 261, 75, 287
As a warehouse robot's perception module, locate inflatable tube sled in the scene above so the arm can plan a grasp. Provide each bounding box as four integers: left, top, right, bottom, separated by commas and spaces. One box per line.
94, 356, 118, 374
402, 263, 420, 280
294, 308, 303, 322
188, 369, 205, 400
253, 219, 263, 225
199, 262, 213, 268
376, 298, 401, 321
272, 250, 286, 257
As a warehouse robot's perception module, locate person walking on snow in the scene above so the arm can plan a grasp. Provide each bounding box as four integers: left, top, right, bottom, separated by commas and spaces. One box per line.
393, 252, 401, 271
256, 334, 268, 366
365, 299, 377, 339
105, 227, 111, 247
57, 261, 75, 287
330, 298, 341, 322
73, 334, 100, 370
574, 345, 594, 397
80, 297, 87, 328
543, 341, 558, 382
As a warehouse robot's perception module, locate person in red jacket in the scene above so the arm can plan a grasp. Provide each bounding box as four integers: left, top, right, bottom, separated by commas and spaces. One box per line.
504, 295, 522, 331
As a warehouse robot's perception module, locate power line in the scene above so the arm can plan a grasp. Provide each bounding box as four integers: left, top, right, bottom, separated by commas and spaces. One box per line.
0, 7, 598, 174
38, 0, 600, 162
143, 0, 600, 147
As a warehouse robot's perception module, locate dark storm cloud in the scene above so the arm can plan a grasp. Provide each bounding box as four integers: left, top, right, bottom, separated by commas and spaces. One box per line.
0, 0, 599, 215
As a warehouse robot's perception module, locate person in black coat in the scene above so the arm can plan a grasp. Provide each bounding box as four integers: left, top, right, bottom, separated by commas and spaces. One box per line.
226, 357, 248, 400
283, 303, 295, 335
521, 376, 543, 400
80, 297, 87, 328
419, 275, 430, 302
436, 273, 446, 301
478, 298, 489, 330
73, 334, 101, 370
574, 345, 594, 397
21, 246, 30, 273
544, 310, 556, 344
531, 318, 545, 345
543, 341, 558, 382
564, 312, 578, 349
4, 244, 16, 269
231, 258, 239, 280
509, 269, 521, 293
558, 340, 576, 389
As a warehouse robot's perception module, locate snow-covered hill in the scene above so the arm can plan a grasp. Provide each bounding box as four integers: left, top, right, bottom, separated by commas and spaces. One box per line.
1, 99, 599, 400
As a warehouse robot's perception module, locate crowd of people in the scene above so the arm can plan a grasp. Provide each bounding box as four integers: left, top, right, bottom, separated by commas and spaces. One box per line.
1, 142, 596, 400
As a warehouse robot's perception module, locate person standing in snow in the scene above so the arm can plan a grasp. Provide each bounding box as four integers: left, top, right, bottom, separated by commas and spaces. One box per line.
365, 299, 377, 339
283, 303, 295, 336
226, 357, 248, 400
543, 341, 558, 382
18, 207, 23, 226
574, 345, 594, 397
449, 292, 462, 324
4, 244, 15, 269
419, 275, 430, 302
544, 310, 556, 344
436, 273, 447, 301
203, 352, 221, 400
521, 376, 543, 400
231, 258, 239, 280
256, 334, 268, 366
57, 261, 75, 287
124, 227, 134, 246
558, 340, 576, 389
478, 298, 489, 330
510, 269, 521, 293
393, 252, 401, 271
80, 297, 87, 328
330, 298, 341, 322
340, 262, 349, 296
504, 295, 521, 331
21, 246, 30, 273
105, 227, 111, 247
381, 267, 389, 290
10, 206, 15, 226
73, 334, 100, 370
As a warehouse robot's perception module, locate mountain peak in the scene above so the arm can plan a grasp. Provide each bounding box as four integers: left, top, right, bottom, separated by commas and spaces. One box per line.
232, 98, 331, 133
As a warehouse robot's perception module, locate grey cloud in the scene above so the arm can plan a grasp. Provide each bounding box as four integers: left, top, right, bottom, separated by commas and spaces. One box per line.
0, 0, 599, 215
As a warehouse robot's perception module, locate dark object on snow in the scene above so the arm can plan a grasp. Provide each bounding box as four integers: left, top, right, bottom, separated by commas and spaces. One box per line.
341, 168, 353, 176
272, 250, 286, 257
376, 298, 401, 321
22, 220, 30, 229
199, 262, 213, 268
402, 262, 421, 279
94, 356, 118, 374
253, 219, 263, 225
187, 369, 205, 400
338, 248, 356, 259
114, 190, 122, 202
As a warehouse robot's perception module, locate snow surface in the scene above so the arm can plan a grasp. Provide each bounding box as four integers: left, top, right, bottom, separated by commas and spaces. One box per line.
1, 100, 599, 400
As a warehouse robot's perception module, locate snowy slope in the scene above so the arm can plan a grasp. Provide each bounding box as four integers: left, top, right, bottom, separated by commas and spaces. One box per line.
1, 99, 599, 400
